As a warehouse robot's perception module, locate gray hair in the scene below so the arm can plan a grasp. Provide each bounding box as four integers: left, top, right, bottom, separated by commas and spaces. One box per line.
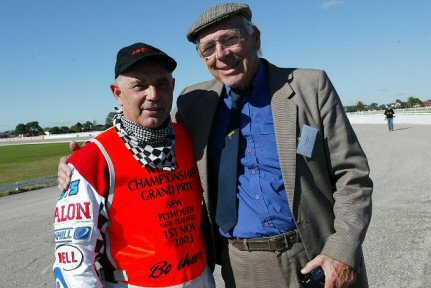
114, 74, 125, 85
240, 17, 262, 56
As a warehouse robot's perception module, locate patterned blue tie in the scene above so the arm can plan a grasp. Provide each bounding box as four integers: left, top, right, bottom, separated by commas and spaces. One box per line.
216, 90, 243, 233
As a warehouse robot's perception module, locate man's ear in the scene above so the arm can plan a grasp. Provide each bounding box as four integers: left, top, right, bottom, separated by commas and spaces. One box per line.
111, 84, 123, 106
253, 26, 261, 51
171, 77, 175, 91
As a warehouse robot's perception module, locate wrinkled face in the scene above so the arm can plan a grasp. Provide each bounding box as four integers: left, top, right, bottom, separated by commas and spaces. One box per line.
111, 60, 175, 129
196, 17, 260, 89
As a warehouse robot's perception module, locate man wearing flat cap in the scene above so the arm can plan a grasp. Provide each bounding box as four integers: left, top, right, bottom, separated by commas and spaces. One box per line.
53, 42, 215, 287
175, 2, 373, 288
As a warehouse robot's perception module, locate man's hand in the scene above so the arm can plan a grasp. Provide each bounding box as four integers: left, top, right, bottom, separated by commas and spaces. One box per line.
57, 141, 81, 191
301, 254, 356, 288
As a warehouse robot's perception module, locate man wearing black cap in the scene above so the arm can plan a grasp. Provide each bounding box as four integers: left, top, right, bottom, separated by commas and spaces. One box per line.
175, 3, 373, 288
53, 43, 214, 288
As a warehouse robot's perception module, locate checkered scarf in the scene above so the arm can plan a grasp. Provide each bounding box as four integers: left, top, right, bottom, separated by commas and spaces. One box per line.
112, 113, 176, 171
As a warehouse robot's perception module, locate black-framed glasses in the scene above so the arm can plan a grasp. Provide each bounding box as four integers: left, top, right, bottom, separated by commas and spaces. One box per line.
196, 29, 245, 58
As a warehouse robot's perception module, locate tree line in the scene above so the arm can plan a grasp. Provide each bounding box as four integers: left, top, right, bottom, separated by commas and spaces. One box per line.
0, 111, 117, 138
345, 96, 428, 112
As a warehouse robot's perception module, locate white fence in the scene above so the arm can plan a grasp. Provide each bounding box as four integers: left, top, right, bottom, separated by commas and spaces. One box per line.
347, 107, 431, 124
44, 131, 101, 139
0, 131, 101, 143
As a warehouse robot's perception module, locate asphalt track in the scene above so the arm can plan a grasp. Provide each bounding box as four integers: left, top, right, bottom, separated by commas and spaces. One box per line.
0, 124, 430, 288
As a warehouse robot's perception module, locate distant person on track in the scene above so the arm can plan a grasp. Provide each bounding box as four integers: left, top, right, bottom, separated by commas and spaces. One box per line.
53, 42, 214, 288
384, 106, 395, 131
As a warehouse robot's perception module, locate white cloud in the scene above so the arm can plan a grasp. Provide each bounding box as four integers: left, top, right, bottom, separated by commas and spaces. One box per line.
320, 0, 344, 9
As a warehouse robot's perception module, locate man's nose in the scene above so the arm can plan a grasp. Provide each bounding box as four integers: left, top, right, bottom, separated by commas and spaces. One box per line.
215, 42, 229, 59
146, 86, 160, 100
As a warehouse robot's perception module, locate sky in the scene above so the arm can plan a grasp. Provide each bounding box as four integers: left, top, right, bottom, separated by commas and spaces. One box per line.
0, 0, 430, 131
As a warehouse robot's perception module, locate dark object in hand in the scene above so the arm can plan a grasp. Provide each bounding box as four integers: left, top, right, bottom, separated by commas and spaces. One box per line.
300, 267, 325, 288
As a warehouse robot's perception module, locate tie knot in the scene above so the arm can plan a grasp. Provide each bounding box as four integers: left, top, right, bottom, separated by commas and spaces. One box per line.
230, 87, 251, 108
230, 90, 241, 103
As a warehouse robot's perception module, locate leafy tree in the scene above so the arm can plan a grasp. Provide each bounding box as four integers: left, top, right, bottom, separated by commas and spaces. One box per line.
71, 122, 83, 133
15, 123, 28, 136
356, 101, 365, 111
368, 103, 379, 110
59, 126, 70, 133
407, 97, 423, 108
82, 121, 93, 132
49, 126, 61, 134
105, 111, 117, 128
345, 106, 357, 112
26, 121, 44, 136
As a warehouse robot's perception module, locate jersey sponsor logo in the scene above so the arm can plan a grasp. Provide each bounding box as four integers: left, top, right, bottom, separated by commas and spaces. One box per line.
53, 267, 69, 288
74, 226, 92, 240
55, 244, 84, 271
60, 180, 80, 199
54, 202, 92, 223
54, 225, 93, 244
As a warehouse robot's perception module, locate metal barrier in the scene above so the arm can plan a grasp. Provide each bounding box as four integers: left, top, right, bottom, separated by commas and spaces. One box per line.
349, 107, 431, 115
0, 176, 57, 192
347, 113, 431, 124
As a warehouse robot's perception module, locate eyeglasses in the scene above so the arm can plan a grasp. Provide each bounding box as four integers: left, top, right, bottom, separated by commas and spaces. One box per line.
196, 29, 246, 58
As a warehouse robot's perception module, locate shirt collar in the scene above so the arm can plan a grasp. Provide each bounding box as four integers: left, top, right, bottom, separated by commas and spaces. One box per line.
112, 113, 176, 171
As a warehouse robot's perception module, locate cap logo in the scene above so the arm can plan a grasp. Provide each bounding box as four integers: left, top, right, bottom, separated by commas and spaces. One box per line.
132, 47, 158, 55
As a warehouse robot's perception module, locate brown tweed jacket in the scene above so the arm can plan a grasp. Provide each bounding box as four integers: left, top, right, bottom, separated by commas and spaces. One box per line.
173, 59, 372, 283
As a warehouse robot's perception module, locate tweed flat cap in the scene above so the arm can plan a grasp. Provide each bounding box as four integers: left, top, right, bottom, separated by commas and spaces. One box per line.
187, 3, 252, 42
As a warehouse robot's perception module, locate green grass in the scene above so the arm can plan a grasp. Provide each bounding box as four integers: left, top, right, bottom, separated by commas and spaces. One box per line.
0, 143, 75, 186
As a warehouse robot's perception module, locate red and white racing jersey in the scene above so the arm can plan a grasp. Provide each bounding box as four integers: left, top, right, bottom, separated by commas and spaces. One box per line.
53, 124, 212, 288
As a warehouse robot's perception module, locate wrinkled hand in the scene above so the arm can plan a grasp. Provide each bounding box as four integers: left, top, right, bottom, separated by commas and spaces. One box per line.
57, 141, 81, 191
301, 254, 356, 288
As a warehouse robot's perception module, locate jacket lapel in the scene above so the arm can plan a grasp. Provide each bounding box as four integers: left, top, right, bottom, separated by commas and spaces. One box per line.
195, 81, 224, 209
267, 61, 298, 213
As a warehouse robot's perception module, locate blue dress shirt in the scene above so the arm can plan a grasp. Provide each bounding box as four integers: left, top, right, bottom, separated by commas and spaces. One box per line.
208, 61, 296, 238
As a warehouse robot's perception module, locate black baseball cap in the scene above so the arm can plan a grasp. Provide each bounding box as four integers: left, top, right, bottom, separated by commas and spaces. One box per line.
114, 42, 177, 78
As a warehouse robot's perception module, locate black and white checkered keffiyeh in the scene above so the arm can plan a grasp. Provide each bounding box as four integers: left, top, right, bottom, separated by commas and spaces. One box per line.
112, 113, 176, 171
